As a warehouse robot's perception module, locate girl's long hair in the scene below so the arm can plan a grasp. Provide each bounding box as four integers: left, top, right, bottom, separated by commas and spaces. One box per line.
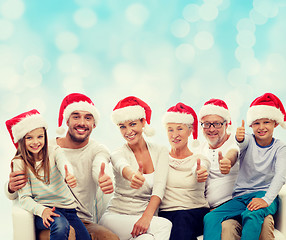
14, 128, 50, 184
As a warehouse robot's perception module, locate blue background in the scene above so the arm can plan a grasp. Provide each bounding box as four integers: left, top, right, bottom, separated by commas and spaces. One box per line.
1, 0, 286, 238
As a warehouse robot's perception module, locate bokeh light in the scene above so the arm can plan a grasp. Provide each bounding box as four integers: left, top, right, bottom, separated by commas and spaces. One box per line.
1, 1, 286, 239
125, 3, 149, 26
73, 8, 97, 28
171, 19, 190, 38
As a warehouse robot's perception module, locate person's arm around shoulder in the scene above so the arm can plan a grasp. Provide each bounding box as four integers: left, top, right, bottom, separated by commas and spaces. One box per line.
5, 159, 27, 200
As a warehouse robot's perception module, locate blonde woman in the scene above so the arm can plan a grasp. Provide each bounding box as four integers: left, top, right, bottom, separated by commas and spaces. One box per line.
159, 103, 210, 240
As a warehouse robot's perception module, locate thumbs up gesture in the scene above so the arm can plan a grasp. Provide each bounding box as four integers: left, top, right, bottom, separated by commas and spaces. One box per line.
196, 159, 208, 182
65, 165, 77, 188
98, 162, 114, 194
236, 120, 245, 142
130, 161, 145, 189
218, 151, 231, 174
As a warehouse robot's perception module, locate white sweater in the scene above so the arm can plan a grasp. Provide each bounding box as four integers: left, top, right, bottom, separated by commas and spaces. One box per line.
160, 153, 210, 211
7, 138, 111, 223
107, 141, 169, 215
49, 138, 111, 222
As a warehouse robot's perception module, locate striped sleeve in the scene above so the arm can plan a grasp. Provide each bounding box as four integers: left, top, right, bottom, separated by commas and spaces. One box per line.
13, 159, 46, 217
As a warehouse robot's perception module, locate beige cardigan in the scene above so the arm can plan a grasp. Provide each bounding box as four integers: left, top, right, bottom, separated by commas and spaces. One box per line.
107, 141, 169, 215
160, 153, 210, 211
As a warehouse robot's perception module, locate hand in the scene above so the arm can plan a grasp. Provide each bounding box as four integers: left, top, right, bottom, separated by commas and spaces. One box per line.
247, 198, 268, 211
65, 165, 77, 188
236, 120, 245, 142
42, 207, 60, 228
218, 151, 231, 174
98, 162, 114, 194
130, 161, 145, 189
196, 159, 208, 182
8, 161, 27, 193
131, 214, 152, 238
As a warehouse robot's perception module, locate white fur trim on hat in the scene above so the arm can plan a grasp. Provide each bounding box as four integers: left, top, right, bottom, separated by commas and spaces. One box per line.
64, 101, 100, 126
12, 114, 48, 143
199, 104, 231, 123
56, 126, 66, 135
143, 124, 155, 137
112, 105, 145, 124
162, 112, 194, 125
247, 105, 286, 128
191, 139, 200, 148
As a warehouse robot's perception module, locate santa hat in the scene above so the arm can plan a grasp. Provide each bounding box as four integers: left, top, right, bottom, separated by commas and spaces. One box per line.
5, 109, 48, 149
112, 96, 155, 136
163, 102, 199, 147
199, 98, 232, 133
247, 93, 286, 128
57, 93, 100, 135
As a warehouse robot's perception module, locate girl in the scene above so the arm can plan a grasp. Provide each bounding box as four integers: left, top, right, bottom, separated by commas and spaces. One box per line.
159, 102, 210, 240
6, 109, 91, 240
99, 96, 172, 239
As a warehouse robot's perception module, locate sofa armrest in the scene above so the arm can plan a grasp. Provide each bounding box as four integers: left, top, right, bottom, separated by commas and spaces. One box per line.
276, 185, 286, 237
12, 200, 36, 240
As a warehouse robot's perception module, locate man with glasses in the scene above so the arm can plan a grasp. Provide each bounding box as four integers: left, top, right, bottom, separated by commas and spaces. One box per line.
197, 98, 274, 240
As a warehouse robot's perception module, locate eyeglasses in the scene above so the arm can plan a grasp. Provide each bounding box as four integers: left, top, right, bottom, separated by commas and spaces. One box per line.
201, 120, 226, 129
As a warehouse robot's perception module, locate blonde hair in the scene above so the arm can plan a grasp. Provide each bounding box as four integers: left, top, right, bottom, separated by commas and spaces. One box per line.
13, 128, 50, 184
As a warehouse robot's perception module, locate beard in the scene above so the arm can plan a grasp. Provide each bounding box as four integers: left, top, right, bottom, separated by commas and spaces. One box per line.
205, 131, 227, 149
206, 137, 219, 149
68, 129, 90, 143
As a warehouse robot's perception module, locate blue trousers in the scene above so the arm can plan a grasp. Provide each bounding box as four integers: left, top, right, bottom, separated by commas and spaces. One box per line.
35, 207, 91, 240
203, 191, 279, 240
159, 207, 209, 240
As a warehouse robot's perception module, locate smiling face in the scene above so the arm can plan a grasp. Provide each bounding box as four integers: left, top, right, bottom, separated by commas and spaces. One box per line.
250, 118, 278, 146
201, 114, 228, 149
24, 127, 45, 158
166, 123, 192, 150
67, 110, 95, 143
118, 119, 145, 145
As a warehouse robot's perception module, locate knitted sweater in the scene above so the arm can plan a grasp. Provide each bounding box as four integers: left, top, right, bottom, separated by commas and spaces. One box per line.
49, 138, 111, 222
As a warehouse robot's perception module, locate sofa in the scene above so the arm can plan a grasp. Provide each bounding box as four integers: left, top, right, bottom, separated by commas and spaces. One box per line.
12, 185, 286, 240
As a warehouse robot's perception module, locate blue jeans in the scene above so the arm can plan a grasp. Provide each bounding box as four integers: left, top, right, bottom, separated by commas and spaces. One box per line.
35, 207, 91, 240
203, 191, 279, 240
159, 207, 209, 240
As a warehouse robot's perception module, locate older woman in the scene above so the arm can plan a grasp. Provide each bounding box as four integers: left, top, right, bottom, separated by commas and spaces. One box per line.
99, 96, 172, 240
158, 102, 210, 240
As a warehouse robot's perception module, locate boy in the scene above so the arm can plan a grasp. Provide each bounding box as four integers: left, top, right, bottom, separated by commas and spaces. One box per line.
203, 93, 286, 240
